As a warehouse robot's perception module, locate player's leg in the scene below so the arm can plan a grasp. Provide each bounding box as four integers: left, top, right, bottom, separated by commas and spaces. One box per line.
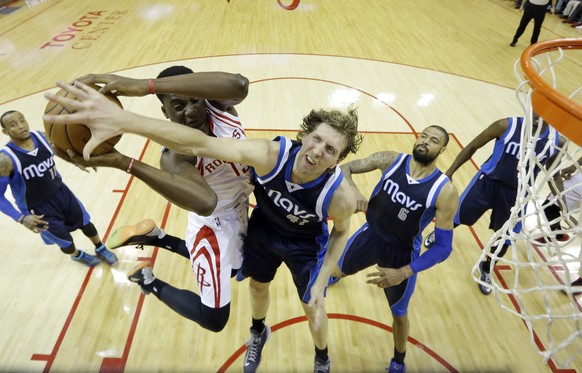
382, 246, 417, 373
34, 189, 101, 267
128, 213, 244, 332
456, 174, 495, 293
240, 213, 283, 373
59, 184, 118, 265
389, 313, 409, 373
288, 239, 332, 373
477, 183, 517, 295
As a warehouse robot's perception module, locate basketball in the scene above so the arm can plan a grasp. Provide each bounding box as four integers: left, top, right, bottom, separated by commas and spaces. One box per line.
43, 83, 123, 156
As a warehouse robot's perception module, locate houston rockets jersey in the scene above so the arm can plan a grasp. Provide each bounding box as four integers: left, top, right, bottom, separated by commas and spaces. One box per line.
192, 101, 253, 214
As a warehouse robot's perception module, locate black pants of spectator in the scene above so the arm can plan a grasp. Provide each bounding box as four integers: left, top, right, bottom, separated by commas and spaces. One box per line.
568, 3, 582, 21
512, 2, 548, 44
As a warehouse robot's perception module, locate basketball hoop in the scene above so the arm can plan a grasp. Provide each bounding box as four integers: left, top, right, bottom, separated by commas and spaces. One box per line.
473, 38, 582, 368
521, 38, 582, 145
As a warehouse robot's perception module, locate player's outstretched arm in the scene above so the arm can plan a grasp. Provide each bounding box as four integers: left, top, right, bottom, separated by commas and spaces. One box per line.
58, 148, 217, 215
340, 151, 398, 212
44, 81, 278, 174
79, 72, 249, 109
307, 180, 356, 326
445, 118, 508, 179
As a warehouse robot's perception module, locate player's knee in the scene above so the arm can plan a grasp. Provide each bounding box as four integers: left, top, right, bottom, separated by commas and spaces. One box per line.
60, 243, 76, 255
201, 304, 230, 332
80, 222, 98, 237
249, 278, 270, 295
393, 314, 408, 327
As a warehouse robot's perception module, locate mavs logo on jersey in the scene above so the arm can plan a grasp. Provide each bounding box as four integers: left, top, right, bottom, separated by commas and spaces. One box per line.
22, 156, 57, 180
382, 178, 422, 211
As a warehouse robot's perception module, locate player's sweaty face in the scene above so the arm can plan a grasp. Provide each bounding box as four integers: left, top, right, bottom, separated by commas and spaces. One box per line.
296, 122, 346, 174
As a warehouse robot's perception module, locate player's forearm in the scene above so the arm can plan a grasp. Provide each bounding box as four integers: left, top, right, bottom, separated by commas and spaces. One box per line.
130, 160, 217, 215
0, 194, 23, 222
126, 113, 207, 156
410, 227, 453, 273
153, 72, 249, 103
316, 228, 350, 287
446, 147, 476, 178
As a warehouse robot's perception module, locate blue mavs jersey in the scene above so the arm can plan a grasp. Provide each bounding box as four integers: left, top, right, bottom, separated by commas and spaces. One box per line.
252, 136, 344, 239
480, 117, 559, 189
1, 131, 63, 210
366, 154, 449, 251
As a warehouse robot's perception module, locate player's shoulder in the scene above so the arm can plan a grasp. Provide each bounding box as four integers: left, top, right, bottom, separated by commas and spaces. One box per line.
437, 179, 459, 203
0, 151, 14, 177
329, 178, 358, 215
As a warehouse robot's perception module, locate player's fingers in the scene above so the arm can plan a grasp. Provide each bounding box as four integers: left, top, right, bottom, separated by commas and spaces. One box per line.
98, 83, 117, 94
43, 111, 85, 126
83, 137, 100, 161
43, 90, 84, 113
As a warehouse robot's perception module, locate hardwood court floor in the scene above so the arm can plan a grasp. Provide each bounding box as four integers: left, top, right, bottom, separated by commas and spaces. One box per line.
0, 0, 581, 372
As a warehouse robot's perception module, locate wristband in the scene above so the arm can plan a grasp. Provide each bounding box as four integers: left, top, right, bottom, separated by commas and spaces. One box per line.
17, 214, 25, 224
127, 158, 135, 174
148, 79, 155, 95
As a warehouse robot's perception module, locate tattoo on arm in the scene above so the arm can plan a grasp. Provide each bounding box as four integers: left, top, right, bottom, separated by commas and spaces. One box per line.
0, 154, 13, 177
349, 152, 393, 174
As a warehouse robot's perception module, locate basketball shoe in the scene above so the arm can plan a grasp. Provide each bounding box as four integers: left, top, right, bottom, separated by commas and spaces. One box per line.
478, 261, 492, 295
314, 356, 331, 373
127, 261, 156, 295
107, 219, 165, 250
72, 250, 101, 267
534, 233, 570, 244
243, 325, 271, 373
95, 244, 118, 266
388, 358, 406, 373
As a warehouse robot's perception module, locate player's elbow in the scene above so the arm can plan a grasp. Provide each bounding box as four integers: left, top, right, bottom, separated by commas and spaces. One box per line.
193, 191, 218, 216
189, 192, 218, 216
232, 74, 249, 99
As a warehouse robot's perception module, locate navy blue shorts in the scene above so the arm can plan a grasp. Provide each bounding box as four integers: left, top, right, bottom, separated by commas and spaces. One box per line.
241, 211, 326, 304
337, 223, 417, 317
30, 184, 91, 248
455, 172, 521, 233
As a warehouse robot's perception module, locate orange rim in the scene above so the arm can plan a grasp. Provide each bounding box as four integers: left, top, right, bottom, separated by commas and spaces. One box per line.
520, 38, 582, 146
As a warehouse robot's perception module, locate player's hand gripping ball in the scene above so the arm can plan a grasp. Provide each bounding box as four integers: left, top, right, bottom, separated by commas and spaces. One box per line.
43, 83, 123, 156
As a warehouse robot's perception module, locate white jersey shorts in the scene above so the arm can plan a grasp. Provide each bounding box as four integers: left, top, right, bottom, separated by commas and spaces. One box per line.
184, 204, 248, 308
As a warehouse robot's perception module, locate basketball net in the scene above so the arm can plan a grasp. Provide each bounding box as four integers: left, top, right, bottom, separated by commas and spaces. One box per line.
471, 39, 582, 368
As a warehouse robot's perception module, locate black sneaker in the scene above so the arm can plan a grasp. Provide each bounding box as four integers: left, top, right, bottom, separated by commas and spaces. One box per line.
127, 261, 156, 295
423, 231, 436, 248
314, 356, 331, 373
107, 219, 164, 250
478, 261, 492, 295
243, 326, 271, 373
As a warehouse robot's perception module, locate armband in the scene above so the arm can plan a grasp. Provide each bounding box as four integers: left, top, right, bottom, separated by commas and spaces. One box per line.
410, 227, 453, 273
0, 176, 23, 222
126, 158, 135, 174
